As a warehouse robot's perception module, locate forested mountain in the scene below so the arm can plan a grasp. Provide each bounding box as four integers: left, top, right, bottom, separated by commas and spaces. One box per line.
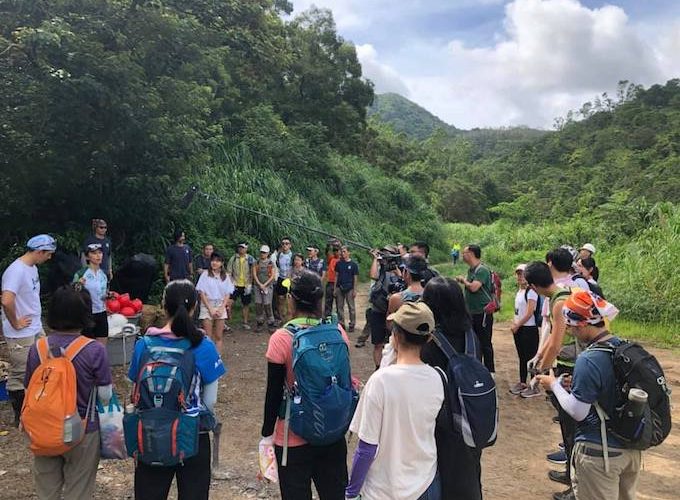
368, 93, 457, 139
0, 0, 443, 267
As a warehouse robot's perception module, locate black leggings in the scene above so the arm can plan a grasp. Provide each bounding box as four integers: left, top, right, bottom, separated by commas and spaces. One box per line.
134, 433, 211, 500
550, 365, 576, 484
472, 313, 495, 373
513, 325, 539, 383
274, 439, 348, 500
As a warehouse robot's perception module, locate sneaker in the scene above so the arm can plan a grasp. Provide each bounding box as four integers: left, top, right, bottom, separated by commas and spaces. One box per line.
552, 488, 574, 500
548, 470, 570, 486
242, 323, 251, 330
348, 325, 355, 333
509, 382, 527, 395
520, 386, 542, 398
547, 450, 568, 465
255, 322, 263, 333
558, 442, 565, 451
355, 339, 366, 348
552, 415, 561, 424
224, 324, 232, 333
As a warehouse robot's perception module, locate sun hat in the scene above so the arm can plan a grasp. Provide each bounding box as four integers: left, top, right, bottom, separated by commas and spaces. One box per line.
26, 234, 57, 252
387, 302, 435, 336
579, 243, 596, 255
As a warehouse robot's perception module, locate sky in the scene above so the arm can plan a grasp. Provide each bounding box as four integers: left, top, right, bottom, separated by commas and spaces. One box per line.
288, 0, 680, 129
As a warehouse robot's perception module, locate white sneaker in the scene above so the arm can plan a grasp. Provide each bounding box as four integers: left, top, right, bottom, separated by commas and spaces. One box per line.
520, 386, 542, 398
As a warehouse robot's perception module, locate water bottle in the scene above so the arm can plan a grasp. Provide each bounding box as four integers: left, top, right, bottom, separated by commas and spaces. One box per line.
617, 388, 648, 441
63, 414, 82, 444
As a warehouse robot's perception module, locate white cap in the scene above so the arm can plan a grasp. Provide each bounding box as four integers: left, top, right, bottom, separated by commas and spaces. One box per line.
580, 243, 596, 255
515, 263, 527, 272
260, 245, 270, 253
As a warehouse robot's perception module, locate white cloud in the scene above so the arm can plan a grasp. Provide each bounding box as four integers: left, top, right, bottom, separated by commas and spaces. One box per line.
355, 44, 410, 96
406, 0, 677, 128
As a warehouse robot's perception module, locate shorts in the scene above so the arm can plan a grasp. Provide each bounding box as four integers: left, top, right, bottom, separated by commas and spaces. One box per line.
83, 311, 109, 339
274, 277, 289, 296
199, 299, 228, 320
369, 309, 389, 345
231, 286, 252, 306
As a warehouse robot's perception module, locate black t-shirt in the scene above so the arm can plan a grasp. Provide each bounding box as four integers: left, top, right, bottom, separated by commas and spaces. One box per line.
82, 235, 112, 274
165, 244, 193, 281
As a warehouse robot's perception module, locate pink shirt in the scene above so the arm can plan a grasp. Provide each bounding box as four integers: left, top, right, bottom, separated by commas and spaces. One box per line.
265, 323, 353, 447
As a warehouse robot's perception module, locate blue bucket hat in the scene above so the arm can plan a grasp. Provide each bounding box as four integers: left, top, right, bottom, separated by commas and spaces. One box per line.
26, 234, 57, 252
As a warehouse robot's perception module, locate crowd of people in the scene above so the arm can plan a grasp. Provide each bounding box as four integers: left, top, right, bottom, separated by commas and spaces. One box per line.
0, 220, 665, 500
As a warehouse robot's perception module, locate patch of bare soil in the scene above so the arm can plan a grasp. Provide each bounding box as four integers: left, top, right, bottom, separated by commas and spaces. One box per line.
1, 290, 679, 499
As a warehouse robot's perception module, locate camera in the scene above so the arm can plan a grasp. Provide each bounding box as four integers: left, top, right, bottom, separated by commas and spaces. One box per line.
379, 251, 402, 272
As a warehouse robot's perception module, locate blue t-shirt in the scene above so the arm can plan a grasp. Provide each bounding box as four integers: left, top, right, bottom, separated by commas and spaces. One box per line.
571, 337, 623, 447
128, 331, 226, 417
165, 244, 193, 281
335, 259, 359, 291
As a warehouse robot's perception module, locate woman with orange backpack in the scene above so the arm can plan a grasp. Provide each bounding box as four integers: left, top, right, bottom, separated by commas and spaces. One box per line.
23, 285, 112, 500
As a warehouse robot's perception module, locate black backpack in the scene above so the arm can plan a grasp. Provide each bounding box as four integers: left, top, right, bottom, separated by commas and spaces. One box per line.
590, 339, 672, 452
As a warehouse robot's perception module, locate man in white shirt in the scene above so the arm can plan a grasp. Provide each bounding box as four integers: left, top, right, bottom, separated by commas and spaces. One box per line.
1, 234, 56, 426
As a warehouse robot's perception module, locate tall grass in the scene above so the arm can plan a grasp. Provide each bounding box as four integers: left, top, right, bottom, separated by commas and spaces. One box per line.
442, 204, 680, 345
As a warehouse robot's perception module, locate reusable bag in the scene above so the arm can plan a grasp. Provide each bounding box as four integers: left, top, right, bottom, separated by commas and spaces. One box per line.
98, 393, 127, 459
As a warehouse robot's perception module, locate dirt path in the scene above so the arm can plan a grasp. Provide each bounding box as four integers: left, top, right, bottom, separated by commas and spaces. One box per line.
1, 289, 679, 499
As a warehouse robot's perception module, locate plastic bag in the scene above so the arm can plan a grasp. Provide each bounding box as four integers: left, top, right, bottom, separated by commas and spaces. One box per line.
98, 393, 127, 459
258, 436, 278, 483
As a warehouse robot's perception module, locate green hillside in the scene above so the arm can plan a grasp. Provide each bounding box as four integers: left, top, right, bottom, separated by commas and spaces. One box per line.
368, 92, 457, 139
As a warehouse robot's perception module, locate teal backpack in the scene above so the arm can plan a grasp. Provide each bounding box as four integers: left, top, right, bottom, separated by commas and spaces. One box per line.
281, 317, 358, 464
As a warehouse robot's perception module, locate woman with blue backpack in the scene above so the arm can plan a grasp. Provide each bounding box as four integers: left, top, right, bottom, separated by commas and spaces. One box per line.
262, 269, 357, 500
421, 277, 484, 500
346, 301, 444, 500
126, 279, 226, 500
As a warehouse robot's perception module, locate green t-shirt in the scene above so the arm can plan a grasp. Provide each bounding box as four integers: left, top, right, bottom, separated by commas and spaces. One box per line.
464, 264, 493, 314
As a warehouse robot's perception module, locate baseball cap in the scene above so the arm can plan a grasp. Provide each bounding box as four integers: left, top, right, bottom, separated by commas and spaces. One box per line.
579, 243, 596, 255
85, 243, 103, 253
306, 246, 319, 252
27, 234, 57, 252
381, 244, 399, 254
260, 245, 270, 253
237, 242, 248, 249
387, 302, 435, 336
515, 263, 527, 272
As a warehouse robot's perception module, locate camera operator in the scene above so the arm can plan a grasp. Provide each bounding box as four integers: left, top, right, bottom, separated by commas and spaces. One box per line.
366, 246, 403, 370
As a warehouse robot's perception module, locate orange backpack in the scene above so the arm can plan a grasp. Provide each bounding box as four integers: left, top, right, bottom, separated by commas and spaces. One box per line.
21, 336, 94, 456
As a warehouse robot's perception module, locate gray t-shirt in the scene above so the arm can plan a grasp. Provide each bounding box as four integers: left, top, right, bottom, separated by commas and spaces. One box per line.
1, 259, 43, 338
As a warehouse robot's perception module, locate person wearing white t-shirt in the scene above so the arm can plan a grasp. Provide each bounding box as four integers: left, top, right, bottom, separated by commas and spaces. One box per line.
509, 264, 540, 396
346, 302, 444, 500
1, 234, 56, 426
196, 252, 234, 353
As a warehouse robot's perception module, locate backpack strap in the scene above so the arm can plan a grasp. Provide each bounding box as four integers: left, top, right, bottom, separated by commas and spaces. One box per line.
593, 402, 611, 473
432, 329, 457, 361
64, 336, 95, 361
36, 337, 50, 364
464, 329, 477, 358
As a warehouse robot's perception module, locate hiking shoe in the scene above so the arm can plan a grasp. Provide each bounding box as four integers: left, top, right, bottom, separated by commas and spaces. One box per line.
355, 339, 366, 348
520, 386, 542, 398
548, 470, 570, 486
509, 382, 527, 395
547, 450, 568, 465
242, 323, 251, 330
552, 488, 574, 500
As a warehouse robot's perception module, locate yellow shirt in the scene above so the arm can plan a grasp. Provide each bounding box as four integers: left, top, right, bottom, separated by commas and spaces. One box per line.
237, 256, 247, 287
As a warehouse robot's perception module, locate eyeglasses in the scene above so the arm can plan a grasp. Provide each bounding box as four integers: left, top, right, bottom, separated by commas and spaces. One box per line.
98, 226, 107, 229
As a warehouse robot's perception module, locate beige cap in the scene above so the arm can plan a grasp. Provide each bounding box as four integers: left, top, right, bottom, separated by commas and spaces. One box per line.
386, 302, 435, 336
515, 263, 527, 272
579, 243, 596, 254
260, 245, 270, 253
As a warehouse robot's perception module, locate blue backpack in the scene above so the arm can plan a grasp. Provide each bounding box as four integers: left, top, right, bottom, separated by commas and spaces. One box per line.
282, 318, 358, 464
433, 328, 498, 449
123, 336, 199, 466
